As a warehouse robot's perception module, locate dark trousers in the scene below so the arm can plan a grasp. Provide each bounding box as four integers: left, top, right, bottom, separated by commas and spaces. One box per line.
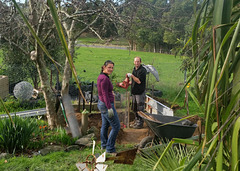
132, 92, 145, 125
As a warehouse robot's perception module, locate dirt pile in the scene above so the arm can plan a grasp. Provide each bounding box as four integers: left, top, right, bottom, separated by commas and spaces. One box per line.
75, 111, 152, 145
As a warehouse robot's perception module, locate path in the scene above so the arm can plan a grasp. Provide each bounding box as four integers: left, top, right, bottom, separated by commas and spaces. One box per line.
0, 108, 46, 119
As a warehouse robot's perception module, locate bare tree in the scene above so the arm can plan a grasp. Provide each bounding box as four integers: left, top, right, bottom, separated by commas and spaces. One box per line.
0, 0, 144, 131
0, 0, 66, 128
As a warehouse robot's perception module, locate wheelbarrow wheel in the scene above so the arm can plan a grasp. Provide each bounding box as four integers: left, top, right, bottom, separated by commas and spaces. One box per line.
139, 136, 154, 149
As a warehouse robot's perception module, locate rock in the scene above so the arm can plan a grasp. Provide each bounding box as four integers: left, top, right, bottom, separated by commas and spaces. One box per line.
65, 145, 81, 152
0, 153, 10, 159
32, 151, 41, 157
38, 145, 65, 156
87, 126, 99, 135
75, 133, 96, 147
84, 133, 96, 139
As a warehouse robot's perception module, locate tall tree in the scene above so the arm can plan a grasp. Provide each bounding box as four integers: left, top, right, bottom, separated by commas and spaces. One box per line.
1, 0, 135, 130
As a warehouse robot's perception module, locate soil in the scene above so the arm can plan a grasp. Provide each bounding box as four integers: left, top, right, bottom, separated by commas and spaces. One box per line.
75, 107, 204, 145
75, 110, 154, 145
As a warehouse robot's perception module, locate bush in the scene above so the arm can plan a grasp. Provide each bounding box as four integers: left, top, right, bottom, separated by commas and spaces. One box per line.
0, 95, 46, 114
49, 127, 78, 146
0, 116, 38, 154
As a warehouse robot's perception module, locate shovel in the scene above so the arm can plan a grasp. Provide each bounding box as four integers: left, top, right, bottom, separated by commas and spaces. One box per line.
106, 148, 138, 165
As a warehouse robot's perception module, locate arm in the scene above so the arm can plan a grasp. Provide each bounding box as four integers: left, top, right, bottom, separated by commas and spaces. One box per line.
130, 74, 141, 84
101, 77, 111, 109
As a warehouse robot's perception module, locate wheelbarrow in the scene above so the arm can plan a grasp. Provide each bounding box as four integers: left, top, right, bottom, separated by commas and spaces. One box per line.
137, 111, 197, 148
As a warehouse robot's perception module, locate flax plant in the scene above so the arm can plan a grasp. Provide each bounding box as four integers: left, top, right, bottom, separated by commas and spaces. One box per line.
141, 139, 198, 171
155, 0, 240, 170
176, 0, 240, 170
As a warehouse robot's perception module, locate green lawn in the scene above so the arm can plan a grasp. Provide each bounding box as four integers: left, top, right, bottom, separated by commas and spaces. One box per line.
74, 47, 201, 116
0, 145, 151, 171
0, 46, 200, 116
75, 47, 184, 98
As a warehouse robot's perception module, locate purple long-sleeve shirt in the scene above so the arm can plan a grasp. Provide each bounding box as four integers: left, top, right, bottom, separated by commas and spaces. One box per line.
97, 73, 114, 109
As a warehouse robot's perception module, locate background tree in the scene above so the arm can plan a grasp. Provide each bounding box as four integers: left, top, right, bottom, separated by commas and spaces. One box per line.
117, 0, 198, 53
0, 0, 64, 89
1, 0, 139, 129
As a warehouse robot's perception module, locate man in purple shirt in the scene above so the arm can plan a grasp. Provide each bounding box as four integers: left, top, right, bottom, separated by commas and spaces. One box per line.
97, 60, 120, 153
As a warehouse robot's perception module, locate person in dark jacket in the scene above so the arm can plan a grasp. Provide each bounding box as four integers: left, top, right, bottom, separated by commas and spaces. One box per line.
127, 57, 147, 129
97, 60, 120, 153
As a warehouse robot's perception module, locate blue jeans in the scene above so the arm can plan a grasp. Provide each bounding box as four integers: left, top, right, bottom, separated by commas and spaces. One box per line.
97, 100, 120, 153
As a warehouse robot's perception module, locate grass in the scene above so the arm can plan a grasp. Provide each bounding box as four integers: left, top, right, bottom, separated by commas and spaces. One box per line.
0, 144, 151, 171
0, 39, 200, 116
74, 46, 201, 116
75, 47, 184, 98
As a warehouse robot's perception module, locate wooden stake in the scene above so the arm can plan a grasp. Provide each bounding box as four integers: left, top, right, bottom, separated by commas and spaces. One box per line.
127, 91, 130, 128
125, 90, 128, 128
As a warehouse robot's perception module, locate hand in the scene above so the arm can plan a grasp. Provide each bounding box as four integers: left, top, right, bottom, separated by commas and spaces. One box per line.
127, 73, 132, 77
108, 108, 114, 118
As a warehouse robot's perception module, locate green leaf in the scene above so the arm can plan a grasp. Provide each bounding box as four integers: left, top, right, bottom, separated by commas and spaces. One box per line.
231, 117, 240, 171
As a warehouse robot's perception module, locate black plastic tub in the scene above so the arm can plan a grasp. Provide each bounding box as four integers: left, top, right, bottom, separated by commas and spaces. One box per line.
140, 113, 197, 140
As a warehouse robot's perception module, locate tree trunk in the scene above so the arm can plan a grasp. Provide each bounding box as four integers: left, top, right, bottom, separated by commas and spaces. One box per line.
61, 20, 82, 137
29, 0, 65, 129
32, 48, 60, 129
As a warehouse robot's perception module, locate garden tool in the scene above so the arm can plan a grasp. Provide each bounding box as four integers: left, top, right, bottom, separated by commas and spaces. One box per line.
76, 141, 137, 171
116, 74, 130, 89
106, 148, 138, 165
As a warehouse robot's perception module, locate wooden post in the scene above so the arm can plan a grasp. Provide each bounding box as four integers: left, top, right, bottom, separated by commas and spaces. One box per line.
89, 81, 94, 113
125, 90, 128, 128
150, 85, 154, 114
83, 91, 85, 110
127, 91, 130, 128
77, 83, 81, 112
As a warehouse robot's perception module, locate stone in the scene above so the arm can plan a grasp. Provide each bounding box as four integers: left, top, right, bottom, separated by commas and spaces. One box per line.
87, 126, 98, 135
0, 153, 10, 159
38, 145, 65, 156
75, 133, 96, 147
65, 145, 80, 152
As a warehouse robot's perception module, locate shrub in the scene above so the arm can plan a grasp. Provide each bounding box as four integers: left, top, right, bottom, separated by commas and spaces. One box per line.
28, 118, 48, 150
0, 95, 46, 114
0, 116, 38, 154
49, 127, 78, 146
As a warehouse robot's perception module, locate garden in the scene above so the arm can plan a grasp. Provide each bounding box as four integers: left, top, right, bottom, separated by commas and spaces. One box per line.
0, 0, 240, 170
0, 45, 197, 170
